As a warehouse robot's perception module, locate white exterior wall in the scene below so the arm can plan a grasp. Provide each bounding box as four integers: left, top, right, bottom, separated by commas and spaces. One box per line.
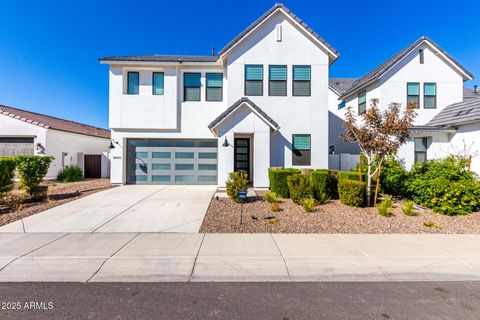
397, 131, 451, 170
449, 123, 480, 175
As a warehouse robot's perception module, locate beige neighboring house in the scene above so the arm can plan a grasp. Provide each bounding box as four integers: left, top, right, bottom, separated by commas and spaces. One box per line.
0, 104, 111, 180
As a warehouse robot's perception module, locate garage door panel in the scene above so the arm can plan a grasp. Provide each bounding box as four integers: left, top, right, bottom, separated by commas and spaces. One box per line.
127, 139, 217, 185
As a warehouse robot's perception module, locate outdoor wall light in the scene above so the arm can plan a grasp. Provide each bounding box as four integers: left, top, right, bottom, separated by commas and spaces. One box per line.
108, 139, 121, 150
222, 137, 230, 147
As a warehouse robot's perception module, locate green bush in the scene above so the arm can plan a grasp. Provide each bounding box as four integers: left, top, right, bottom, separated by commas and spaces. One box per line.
0, 157, 17, 194
287, 173, 313, 204
302, 197, 317, 212
380, 158, 409, 197
226, 172, 248, 203
316, 192, 330, 205
268, 168, 301, 198
0, 191, 28, 212
15, 155, 54, 195
338, 179, 365, 207
58, 165, 84, 183
408, 157, 480, 215
311, 170, 329, 200
338, 171, 362, 182
402, 200, 417, 216
377, 194, 393, 217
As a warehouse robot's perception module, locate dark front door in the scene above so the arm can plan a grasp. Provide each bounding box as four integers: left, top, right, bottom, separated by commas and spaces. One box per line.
84, 154, 102, 179
234, 138, 250, 180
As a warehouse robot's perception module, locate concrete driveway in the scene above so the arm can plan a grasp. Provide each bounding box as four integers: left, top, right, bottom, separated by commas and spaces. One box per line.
0, 185, 216, 233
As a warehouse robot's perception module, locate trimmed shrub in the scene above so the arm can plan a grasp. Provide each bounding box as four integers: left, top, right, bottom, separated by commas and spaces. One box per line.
58, 165, 84, 183
316, 192, 330, 205
0, 157, 16, 194
338, 171, 362, 182
226, 172, 248, 203
287, 173, 313, 205
0, 191, 28, 212
311, 170, 329, 200
338, 179, 365, 207
15, 155, 54, 195
268, 168, 301, 198
302, 197, 317, 212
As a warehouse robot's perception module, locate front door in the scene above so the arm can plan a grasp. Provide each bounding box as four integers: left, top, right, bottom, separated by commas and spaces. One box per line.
234, 138, 250, 180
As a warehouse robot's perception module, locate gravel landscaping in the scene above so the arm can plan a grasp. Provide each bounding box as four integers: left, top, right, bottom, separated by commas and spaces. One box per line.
200, 193, 480, 234
0, 179, 115, 227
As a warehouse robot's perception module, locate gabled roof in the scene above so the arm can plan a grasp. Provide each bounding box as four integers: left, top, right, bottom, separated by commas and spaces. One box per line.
329, 78, 358, 96
218, 3, 339, 63
99, 55, 217, 63
464, 87, 480, 99
0, 105, 111, 139
340, 36, 474, 99
208, 97, 280, 132
427, 97, 480, 127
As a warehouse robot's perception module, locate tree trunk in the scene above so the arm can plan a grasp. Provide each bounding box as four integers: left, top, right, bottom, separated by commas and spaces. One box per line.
366, 161, 372, 207
359, 155, 363, 182
374, 164, 383, 207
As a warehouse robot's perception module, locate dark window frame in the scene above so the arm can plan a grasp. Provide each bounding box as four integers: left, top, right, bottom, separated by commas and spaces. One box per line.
127, 71, 139, 95
414, 137, 430, 163
244, 64, 264, 96
292, 134, 311, 166
423, 82, 437, 109
292, 65, 311, 97
268, 65, 287, 96
419, 49, 424, 64
183, 72, 201, 102
358, 91, 367, 114
152, 72, 164, 95
205, 73, 223, 102
407, 82, 420, 109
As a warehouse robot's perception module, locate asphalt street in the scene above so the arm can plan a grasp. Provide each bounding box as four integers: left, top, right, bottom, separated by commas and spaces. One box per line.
1, 282, 479, 319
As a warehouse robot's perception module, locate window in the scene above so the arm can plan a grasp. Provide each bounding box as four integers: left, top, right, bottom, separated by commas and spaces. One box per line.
292, 66, 311, 96
407, 83, 420, 108
245, 65, 263, 96
414, 137, 431, 163
127, 72, 139, 95
338, 101, 346, 109
206, 73, 223, 101
184, 73, 201, 101
269, 65, 287, 96
358, 91, 367, 114
419, 49, 424, 64
292, 134, 311, 166
424, 83, 436, 109
152, 72, 164, 95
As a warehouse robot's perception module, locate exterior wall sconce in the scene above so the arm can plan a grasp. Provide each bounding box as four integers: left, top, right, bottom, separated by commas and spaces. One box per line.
108, 139, 121, 150
222, 137, 230, 147
35, 142, 45, 154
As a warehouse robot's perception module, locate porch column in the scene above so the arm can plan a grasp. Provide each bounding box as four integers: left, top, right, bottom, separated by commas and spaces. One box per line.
217, 131, 234, 188
253, 130, 270, 188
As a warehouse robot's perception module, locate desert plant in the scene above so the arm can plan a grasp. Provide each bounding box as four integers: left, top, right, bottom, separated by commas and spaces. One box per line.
338, 179, 365, 207
402, 200, 417, 216
270, 201, 281, 212
226, 172, 248, 203
0, 191, 28, 212
287, 173, 312, 204
268, 168, 301, 198
264, 191, 278, 203
302, 197, 317, 212
377, 194, 393, 217
15, 155, 54, 195
57, 165, 84, 183
0, 157, 16, 195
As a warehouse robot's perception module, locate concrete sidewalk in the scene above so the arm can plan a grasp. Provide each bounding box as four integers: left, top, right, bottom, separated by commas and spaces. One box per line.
0, 233, 480, 282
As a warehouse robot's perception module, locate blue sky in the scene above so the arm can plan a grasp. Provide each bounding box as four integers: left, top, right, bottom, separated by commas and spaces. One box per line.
0, 0, 478, 128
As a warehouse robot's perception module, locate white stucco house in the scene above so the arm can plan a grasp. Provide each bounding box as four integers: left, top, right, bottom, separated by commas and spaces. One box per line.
328, 36, 480, 173
0, 105, 111, 180
100, 3, 339, 187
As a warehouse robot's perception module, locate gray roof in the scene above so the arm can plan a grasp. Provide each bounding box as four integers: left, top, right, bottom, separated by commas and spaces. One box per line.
208, 97, 280, 131
218, 3, 339, 60
340, 36, 474, 99
99, 55, 217, 63
464, 87, 480, 99
329, 78, 358, 95
427, 97, 480, 127
409, 125, 455, 133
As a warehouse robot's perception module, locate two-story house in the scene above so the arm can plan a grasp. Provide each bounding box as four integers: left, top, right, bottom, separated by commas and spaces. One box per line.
100, 3, 339, 187
329, 36, 478, 172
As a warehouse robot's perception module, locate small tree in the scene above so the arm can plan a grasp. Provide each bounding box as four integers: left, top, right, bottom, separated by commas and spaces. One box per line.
341, 99, 416, 206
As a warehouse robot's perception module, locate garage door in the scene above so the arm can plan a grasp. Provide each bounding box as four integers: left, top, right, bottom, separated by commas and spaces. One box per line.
0, 137, 34, 156
126, 139, 218, 185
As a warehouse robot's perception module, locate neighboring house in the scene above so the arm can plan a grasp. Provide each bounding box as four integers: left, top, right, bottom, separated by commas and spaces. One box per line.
0, 105, 111, 180
328, 36, 478, 171
100, 3, 339, 187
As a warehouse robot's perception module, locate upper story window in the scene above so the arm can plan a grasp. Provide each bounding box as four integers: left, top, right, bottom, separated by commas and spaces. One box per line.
407, 82, 420, 108
414, 137, 431, 163
292, 66, 311, 96
152, 72, 164, 95
292, 134, 311, 166
206, 73, 223, 101
424, 83, 436, 109
338, 101, 346, 109
184, 73, 201, 101
269, 65, 287, 96
358, 91, 366, 114
127, 72, 139, 95
245, 65, 263, 96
